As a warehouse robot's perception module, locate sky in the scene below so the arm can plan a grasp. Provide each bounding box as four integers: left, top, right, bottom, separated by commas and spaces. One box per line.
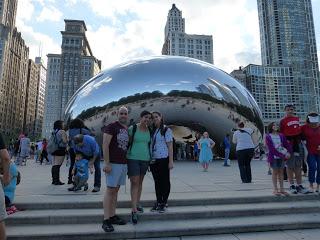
16, 0, 320, 73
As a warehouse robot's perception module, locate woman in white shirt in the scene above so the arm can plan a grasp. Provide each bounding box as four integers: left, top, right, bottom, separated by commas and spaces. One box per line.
232, 122, 255, 183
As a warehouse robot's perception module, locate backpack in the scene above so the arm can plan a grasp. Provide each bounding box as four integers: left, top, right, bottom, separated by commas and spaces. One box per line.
128, 124, 154, 150
47, 130, 61, 154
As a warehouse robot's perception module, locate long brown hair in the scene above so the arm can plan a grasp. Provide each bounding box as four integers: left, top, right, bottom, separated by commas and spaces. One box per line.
267, 122, 276, 133
152, 111, 166, 135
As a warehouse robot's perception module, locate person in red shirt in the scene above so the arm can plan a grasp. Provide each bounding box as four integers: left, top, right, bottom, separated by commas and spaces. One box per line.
39, 138, 49, 165
301, 112, 320, 192
279, 104, 308, 194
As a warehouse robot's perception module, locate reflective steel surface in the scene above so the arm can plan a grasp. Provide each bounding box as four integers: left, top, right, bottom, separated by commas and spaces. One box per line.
64, 56, 263, 147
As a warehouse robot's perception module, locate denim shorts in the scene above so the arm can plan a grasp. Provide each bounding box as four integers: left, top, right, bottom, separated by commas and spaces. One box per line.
271, 158, 285, 169
127, 159, 149, 177
286, 154, 302, 169
106, 163, 127, 188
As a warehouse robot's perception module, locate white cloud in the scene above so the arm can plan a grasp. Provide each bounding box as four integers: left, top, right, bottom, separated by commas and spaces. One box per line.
15, 0, 320, 73
83, 0, 261, 72
33, 0, 56, 6
16, 0, 35, 21
16, 0, 60, 65
66, 0, 78, 6
16, 19, 60, 66
37, 5, 63, 22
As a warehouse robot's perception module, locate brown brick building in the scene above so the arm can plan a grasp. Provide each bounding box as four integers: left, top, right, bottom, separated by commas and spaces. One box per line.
0, 0, 30, 139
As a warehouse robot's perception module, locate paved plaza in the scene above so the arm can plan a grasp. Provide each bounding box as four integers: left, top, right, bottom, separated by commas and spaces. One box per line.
15, 158, 286, 203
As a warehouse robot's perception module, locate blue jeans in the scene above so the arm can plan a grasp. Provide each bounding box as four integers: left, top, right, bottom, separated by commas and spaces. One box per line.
224, 148, 230, 165
94, 157, 101, 188
307, 154, 320, 184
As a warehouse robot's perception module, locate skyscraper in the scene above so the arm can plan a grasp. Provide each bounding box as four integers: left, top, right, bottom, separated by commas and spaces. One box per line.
162, 4, 214, 64
24, 59, 39, 138
24, 57, 47, 140
43, 20, 101, 138
257, 0, 319, 116
0, 0, 29, 138
34, 57, 47, 139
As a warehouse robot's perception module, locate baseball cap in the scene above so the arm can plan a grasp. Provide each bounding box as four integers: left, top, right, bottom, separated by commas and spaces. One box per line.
308, 115, 319, 123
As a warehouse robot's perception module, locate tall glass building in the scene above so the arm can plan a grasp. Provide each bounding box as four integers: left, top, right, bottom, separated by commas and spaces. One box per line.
243, 64, 294, 123
257, 0, 319, 117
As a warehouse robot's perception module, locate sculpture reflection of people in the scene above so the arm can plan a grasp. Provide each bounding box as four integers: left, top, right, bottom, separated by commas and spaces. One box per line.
232, 122, 255, 183
102, 106, 129, 232
301, 113, 320, 193
150, 112, 174, 213
265, 122, 291, 196
127, 110, 152, 224
198, 132, 215, 172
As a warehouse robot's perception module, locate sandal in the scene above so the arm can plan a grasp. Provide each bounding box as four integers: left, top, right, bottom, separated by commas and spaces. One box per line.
280, 191, 289, 196
273, 190, 281, 196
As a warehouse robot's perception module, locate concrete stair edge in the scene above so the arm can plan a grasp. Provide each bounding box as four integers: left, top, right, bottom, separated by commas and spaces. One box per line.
14, 194, 320, 210
6, 200, 320, 225
6, 213, 320, 240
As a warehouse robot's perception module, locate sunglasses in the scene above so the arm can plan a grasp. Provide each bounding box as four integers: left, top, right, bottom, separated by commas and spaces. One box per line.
119, 112, 128, 115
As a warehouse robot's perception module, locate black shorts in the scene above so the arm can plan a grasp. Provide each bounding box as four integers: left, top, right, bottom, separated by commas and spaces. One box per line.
127, 159, 149, 177
52, 148, 66, 156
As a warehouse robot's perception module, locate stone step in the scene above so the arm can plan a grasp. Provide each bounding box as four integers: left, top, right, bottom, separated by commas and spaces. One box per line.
15, 193, 320, 210
7, 200, 320, 225
7, 212, 320, 240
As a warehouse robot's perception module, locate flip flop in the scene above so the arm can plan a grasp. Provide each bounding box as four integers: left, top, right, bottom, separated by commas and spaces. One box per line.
280, 191, 289, 196
273, 191, 281, 196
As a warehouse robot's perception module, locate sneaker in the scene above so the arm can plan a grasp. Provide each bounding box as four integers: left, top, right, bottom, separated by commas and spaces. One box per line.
68, 186, 76, 191
137, 204, 144, 213
150, 203, 159, 212
110, 215, 126, 225
267, 169, 272, 175
54, 181, 65, 185
297, 185, 310, 194
74, 186, 82, 192
92, 186, 100, 193
84, 183, 89, 191
67, 179, 73, 185
290, 185, 298, 194
102, 219, 114, 232
158, 204, 166, 213
131, 211, 138, 224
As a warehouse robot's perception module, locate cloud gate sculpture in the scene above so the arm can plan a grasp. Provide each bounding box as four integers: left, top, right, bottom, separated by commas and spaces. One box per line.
64, 56, 263, 152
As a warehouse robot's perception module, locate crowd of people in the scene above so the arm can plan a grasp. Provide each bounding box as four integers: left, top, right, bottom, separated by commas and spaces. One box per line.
265, 105, 320, 195
1, 103, 320, 237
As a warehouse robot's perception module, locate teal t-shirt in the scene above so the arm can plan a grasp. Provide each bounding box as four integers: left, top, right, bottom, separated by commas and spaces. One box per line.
127, 125, 151, 161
